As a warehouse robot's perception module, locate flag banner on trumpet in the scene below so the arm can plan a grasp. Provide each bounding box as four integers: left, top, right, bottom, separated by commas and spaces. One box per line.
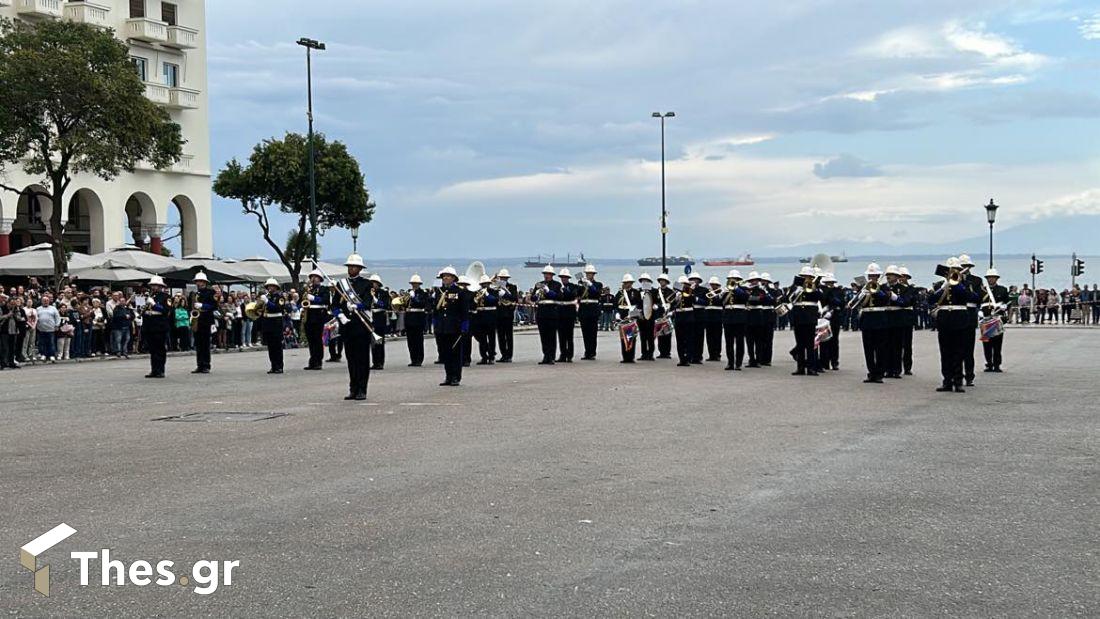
619, 320, 638, 351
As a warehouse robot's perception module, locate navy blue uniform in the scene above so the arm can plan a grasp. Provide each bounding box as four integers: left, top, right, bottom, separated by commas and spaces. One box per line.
673, 286, 696, 366
614, 288, 642, 362
143, 291, 171, 377
332, 275, 373, 398
533, 279, 562, 364
261, 290, 286, 372
722, 284, 749, 370
432, 283, 470, 385
369, 286, 390, 370
578, 278, 603, 359
932, 281, 980, 390
473, 285, 499, 364
303, 283, 331, 369
192, 287, 218, 372
495, 282, 518, 361
789, 284, 823, 374
557, 281, 579, 362
404, 288, 430, 366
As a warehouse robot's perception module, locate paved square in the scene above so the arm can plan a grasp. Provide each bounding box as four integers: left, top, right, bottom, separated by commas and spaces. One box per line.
1, 328, 1096, 615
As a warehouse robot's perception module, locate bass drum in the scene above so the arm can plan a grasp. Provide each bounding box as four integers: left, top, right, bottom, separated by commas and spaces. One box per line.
642, 291, 654, 320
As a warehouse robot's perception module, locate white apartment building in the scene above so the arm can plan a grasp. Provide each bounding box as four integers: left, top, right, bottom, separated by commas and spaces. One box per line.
0, 0, 211, 258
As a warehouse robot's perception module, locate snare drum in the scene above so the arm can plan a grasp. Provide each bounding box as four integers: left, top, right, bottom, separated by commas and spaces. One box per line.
979, 316, 1004, 342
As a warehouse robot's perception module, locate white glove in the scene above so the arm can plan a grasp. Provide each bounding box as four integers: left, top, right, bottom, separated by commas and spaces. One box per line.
193, 302, 203, 310
337, 313, 350, 325
890, 293, 899, 302
308, 294, 317, 303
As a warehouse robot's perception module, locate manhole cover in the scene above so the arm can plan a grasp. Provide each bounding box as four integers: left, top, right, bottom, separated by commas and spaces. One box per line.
153, 412, 289, 422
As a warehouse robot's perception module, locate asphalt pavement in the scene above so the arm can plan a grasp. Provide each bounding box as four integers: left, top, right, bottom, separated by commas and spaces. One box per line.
0, 327, 1096, 616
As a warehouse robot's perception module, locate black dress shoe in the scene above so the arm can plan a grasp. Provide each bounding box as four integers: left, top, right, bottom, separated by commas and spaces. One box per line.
792, 370, 805, 376
760, 362, 771, 367
676, 362, 690, 367
371, 365, 384, 370
903, 370, 912, 375
328, 358, 342, 363
354, 393, 367, 401
746, 362, 760, 368
344, 393, 357, 400
954, 385, 966, 393
863, 377, 883, 383
408, 362, 421, 367
303, 366, 321, 371
434, 360, 443, 364
806, 370, 819, 376
498, 358, 512, 363
144, 373, 163, 379
476, 360, 490, 365
965, 380, 974, 387
191, 368, 208, 374
992, 367, 1003, 373
538, 360, 554, 365
620, 359, 635, 364
462, 362, 470, 367
983, 367, 994, 373
936, 385, 953, 392
657, 355, 672, 359
725, 365, 735, 371
268, 369, 283, 374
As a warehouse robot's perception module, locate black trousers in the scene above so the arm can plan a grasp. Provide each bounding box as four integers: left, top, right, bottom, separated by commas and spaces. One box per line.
900, 325, 914, 373
460, 332, 472, 365
579, 314, 599, 358
329, 336, 343, 360
861, 328, 887, 380
962, 325, 976, 381
476, 322, 496, 361
0, 333, 11, 367
674, 319, 693, 364
657, 329, 672, 358
982, 334, 1004, 369
496, 318, 514, 360
792, 323, 816, 371
724, 323, 746, 368
637, 318, 655, 359
881, 326, 899, 376
762, 325, 775, 364
746, 325, 761, 364
372, 336, 386, 369
344, 333, 371, 395
436, 332, 462, 383
705, 319, 723, 360
145, 328, 167, 375
194, 317, 212, 370
937, 328, 964, 387
406, 325, 425, 365
692, 312, 706, 362
820, 317, 840, 368
262, 323, 283, 371
537, 316, 557, 362
557, 317, 575, 361
305, 317, 324, 368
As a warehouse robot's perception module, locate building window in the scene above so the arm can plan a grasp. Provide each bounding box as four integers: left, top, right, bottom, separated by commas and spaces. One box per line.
161, 2, 177, 26
129, 0, 145, 18
131, 57, 148, 82
163, 63, 180, 88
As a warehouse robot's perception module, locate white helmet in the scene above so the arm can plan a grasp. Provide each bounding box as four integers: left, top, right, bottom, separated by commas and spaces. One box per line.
458, 276, 471, 286
584, 264, 597, 274
369, 273, 383, 284
727, 269, 742, 280
899, 266, 911, 278
541, 264, 555, 274
344, 253, 365, 268
760, 272, 773, 282
193, 271, 209, 283
822, 272, 837, 284
945, 257, 961, 269
959, 254, 975, 267
264, 277, 280, 288
865, 262, 883, 276
747, 271, 760, 281
677, 275, 689, 284
479, 274, 492, 285
657, 273, 671, 283
708, 276, 721, 286
439, 265, 458, 278
689, 272, 703, 282
409, 274, 423, 284
558, 268, 572, 278
638, 272, 652, 282
885, 264, 900, 275
148, 275, 166, 287
308, 269, 325, 280
497, 268, 511, 278
799, 266, 814, 276
622, 273, 635, 283
986, 268, 1000, 278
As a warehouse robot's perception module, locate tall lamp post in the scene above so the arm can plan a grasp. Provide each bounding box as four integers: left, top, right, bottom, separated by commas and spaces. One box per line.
351, 224, 360, 253
652, 111, 675, 274
297, 37, 326, 262
984, 198, 999, 269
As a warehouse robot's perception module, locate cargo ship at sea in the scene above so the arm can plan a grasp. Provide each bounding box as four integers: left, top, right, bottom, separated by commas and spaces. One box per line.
637, 254, 694, 267
524, 253, 588, 268
703, 253, 754, 267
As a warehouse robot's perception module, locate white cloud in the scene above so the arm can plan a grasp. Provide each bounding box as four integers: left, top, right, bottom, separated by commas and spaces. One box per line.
1030, 189, 1100, 219
1080, 14, 1100, 40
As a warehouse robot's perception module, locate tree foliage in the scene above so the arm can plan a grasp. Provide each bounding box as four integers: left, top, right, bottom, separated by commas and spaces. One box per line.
0, 18, 183, 287
214, 132, 373, 288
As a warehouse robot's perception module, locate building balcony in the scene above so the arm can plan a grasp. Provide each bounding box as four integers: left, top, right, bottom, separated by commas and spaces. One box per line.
143, 82, 170, 105
125, 17, 168, 43
170, 154, 194, 173
164, 25, 199, 50
166, 86, 200, 109
63, 1, 111, 28
15, 0, 63, 18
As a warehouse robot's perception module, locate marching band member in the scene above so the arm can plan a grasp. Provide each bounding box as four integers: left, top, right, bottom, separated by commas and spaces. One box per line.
636, 273, 657, 360
893, 266, 918, 377
142, 275, 171, 378
744, 272, 767, 368
722, 270, 748, 371
457, 276, 474, 367
260, 277, 286, 374
332, 254, 372, 400
432, 266, 469, 386
673, 275, 696, 367
931, 257, 978, 392
556, 268, 578, 362
689, 273, 706, 364
404, 274, 429, 367
982, 268, 1009, 373
614, 273, 642, 363
882, 265, 906, 379
495, 269, 518, 363
578, 264, 603, 360
190, 272, 216, 374
655, 273, 675, 359
704, 276, 724, 362
958, 254, 979, 386
819, 272, 843, 371
474, 275, 499, 365
368, 273, 389, 370
759, 273, 778, 366
533, 265, 562, 365
302, 269, 331, 370
856, 262, 895, 384
789, 266, 823, 376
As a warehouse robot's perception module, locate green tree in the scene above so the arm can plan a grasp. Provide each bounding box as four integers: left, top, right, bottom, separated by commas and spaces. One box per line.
0, 18, 183, 287
214, 132, 373, 288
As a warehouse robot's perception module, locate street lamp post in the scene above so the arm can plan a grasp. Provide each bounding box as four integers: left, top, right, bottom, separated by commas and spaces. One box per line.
652, 111, 675, 275
984, 198, 999, 269
351, 224, 360, 253
297, 37, 326, 262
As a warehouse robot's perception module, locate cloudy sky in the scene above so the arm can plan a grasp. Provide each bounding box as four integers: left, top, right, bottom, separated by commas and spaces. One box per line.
205, 0, 1100, 259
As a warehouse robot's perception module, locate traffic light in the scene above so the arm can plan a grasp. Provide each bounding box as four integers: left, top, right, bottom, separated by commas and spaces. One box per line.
1073, 257, 1085, 277
1031, 255, 1044, 275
